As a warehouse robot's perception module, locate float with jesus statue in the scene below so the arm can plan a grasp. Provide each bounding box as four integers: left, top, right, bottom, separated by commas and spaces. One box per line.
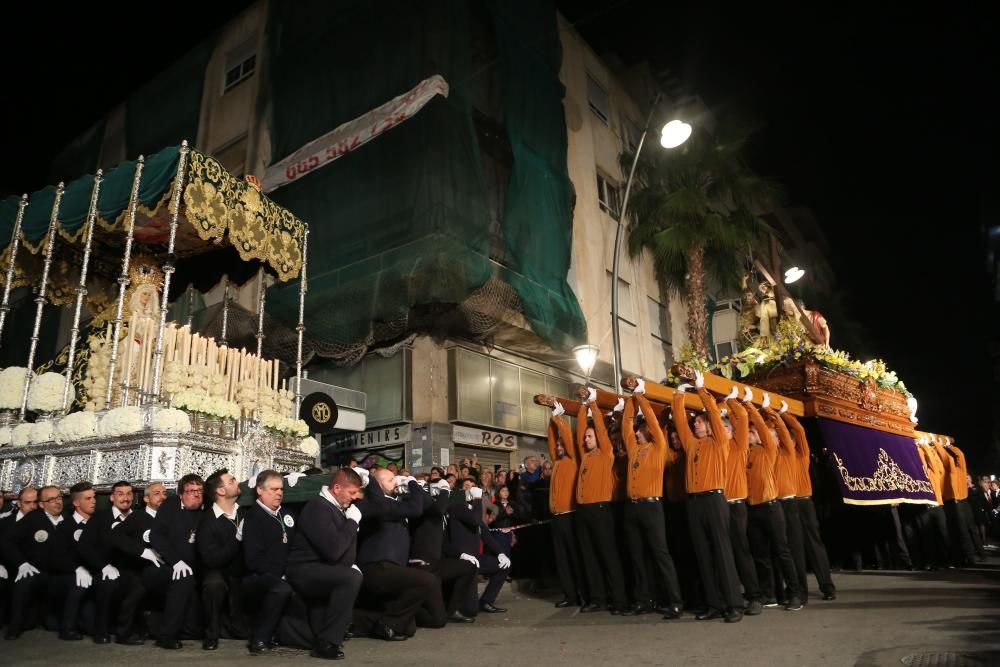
0, 142, 318, 495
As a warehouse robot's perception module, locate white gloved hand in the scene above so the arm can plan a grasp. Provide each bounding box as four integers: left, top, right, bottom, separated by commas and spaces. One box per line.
345, 503, 362, 525
725, 386, 739, 401
141, 548, 164, 567
694, 371, 705, 389
586, 407, 593, 419
467, 487, 483, 501
247, 474, 258, 489
676, 383, 693, 394
172, 560, 193, 581
394, 475, 409, 489
614, 397, 625, 412
634, 378, 646, 395
762, 393, 771, 409
743, 386, 754, 403
434, 479, 451, 492
355, 467, 370, 488
352, 564, 362, 574
587, 387, 597, 404
75, 566, 93, 589
497, 553, 511, 569
284, 472, 306, 488
0, 564, 7, 580
236, 519, 244, 542
551, 400, 565, 417
16, 563, 39, 582
779, 400, 789, 414
460, 553, 480, 569
416, 480, 429, 491
720, 408, 728, 418
101, 564, 120, 581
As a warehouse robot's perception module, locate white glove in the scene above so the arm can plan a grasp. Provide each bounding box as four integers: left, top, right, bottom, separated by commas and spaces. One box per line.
235, 519, 244, 542
394, 475, 409, 489
460, 553, 480, 568
694, 370, 705, 389
720, 408, 728, 418
551, 400, 565, 417
0, 564, 7, 580
676, 383, 693, 394
779, 400, 789, 414
141, 548, 164, 567
416, 480, 429, 491
497, 553, 511, 569
352, 564, 362, 574
101, 564, 120, 581
355, 468, 370, 488
762, 393, 771, 409
586, 407, 593, 418
345, 503, 362, 525
172, 560, 193, 581
75, 566, 93, 589
587, 387, 597, 404
434, 479, 451, 492
285, 472, 306, 488
634, 378, 646, 395
725, 386, 738, 401
613, 397, 625, 412
467, 487, 483, 501
16, 563, 39, 582
743, 386, 754, 403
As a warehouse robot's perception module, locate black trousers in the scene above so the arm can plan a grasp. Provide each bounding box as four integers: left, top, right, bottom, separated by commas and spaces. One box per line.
665, 500, 704, 610
575, 503, 626, 608
727, 501, 761, 602
93, 571, 138, 637
747, 501, 802, 602
944, 499, 978, 565
286, 562, 361, 646
358, 562, 437, 636
141, 566, 196, 642
551, 512, 584, 602
919, 505, 950, 567
796, 498, 835, 594
778, 498, 808, 602
959, 499, 986, 557
243, 573, 292, 644
202, 570, 247, 642
115, 568, 151, 638
9, 572, 86, 634
899, 504, 928, 568
686, 492, 742, 612
410, 558, 476, 627
623, 501, 682, 606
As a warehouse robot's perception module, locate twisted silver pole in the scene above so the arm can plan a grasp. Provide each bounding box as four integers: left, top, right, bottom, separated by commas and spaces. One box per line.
21, 184, 65, 418
0, 194, 28, 348
151, 141, 190, 401
62, 171, 104, 413
105, 156, 146, 408
186, 285, 194, 327
219, 280, 230, 345
255, 266, 266, 358
294, 224, 309, 418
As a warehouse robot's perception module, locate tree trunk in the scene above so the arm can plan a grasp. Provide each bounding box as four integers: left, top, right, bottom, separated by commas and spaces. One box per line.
685, 244, 709, 358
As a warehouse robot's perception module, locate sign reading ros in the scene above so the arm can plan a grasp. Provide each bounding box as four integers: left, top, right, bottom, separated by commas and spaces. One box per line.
452, 425, 517, 449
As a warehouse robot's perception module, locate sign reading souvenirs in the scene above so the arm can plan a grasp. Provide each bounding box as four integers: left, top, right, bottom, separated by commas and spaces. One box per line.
329, 424, 412, 451
452, 425, 517, 449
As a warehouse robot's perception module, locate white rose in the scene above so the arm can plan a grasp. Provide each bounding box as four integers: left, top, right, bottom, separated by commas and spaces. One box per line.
27, 372, 74, 413
30, 421, 55, 444
57, 411, 98, 441
0, 426, 11, 446
12, 423, 33, 447
300, 436, 320, 456
0, 366, 33, 409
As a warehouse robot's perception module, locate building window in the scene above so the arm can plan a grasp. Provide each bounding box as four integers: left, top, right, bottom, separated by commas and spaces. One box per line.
586, 73, 610, 125
623, 117, 641, 152
223, 39, 257, 93
597, 173, 620, 217
647, 297, 671, 342
606, 271, 634, 323
212, 134, 248, 177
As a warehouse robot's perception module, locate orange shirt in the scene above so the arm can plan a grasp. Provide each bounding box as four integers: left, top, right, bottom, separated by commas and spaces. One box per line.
781, 413, 813, 497
671, 389, 729, 494
664, 447, 687, 502
575, 402, 615, 504
623, 393, 679, 499
723, 398, 749, 501
765, 408, 798, 498
745, 403, 779, 505
933, 441, 962, 502
548, 415, 577, 514
917, 444, 944, 505
950, 444, 970, 501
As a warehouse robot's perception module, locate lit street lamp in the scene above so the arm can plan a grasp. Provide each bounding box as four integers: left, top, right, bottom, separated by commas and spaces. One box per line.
784, 266, 805, 284
573, 344, 600, 383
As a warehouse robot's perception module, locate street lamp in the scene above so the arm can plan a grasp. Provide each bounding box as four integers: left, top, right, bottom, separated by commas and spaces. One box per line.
784, 266, 805, 284
573, 344, 600, 382
611, 101, 691, 387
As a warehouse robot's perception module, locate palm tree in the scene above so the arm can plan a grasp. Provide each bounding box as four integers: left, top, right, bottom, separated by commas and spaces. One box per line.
622, 122, 780, 358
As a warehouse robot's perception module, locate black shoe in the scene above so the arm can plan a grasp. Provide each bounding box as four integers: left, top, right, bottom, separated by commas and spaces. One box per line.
59, 631, 83, 641
479, 602, 507, 614
203, 639, 219, 651
621, 602, 652, 616
249, 640, 268, 655
310, 641, 346, 660
372, 622, 407, 642
447, 611, 475, 623
762, 598, 778, 608
696, 609, 723, 621
155, 639, 183, 650
724, 608, 743, 623
661, 605, 683, 620
554, 598, 573, 608
821, 590, 836, 601
579, 603, 603, 613
116, 635, 145, 646
93, 634, 111, 644
268, 637, 281, 649
745, 600, 763, 616
786, 598, 804, 611
608, 606, 626, 616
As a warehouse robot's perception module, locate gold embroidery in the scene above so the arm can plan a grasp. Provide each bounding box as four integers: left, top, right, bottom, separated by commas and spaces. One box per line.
832, 448, 934, 495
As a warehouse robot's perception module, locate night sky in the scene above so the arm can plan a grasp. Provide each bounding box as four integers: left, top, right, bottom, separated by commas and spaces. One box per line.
1, 3, 994, 465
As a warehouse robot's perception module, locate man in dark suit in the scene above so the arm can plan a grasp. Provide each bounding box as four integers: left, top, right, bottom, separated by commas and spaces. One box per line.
146, 473, 204, 650
242, 469, 295, 655
447, 480, 511, 615
354, 469, 438, 640
286, 468, 364, 661
108, 482, 167, 644
77, 480, 135, 644
197, 468, 246, 651
0, 486, 38, 630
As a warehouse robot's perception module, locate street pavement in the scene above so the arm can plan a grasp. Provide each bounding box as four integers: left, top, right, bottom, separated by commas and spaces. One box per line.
5, 558, 1000, 666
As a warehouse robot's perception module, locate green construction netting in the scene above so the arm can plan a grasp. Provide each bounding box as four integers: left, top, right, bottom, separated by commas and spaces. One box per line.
264, 0, 585, 360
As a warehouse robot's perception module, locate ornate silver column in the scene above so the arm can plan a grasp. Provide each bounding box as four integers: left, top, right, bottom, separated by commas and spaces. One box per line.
255, 266, 266, 358
21, 184, 65, 418
219, 280, 230, 345
0, 194, 28, 348
294, 224, 309, 418
62, 171, 104, 412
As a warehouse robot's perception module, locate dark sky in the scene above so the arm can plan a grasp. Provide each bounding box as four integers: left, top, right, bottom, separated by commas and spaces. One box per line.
1, 3, 994, 464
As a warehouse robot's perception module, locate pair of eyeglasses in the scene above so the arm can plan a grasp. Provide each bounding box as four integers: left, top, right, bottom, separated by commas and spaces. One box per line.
183, 488, 204, 495
40, 497, 61, 503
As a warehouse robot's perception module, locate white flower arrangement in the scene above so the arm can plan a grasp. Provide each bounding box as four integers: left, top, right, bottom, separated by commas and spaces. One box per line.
0, 366, 33, 410
57, 411, 99, 441
152, 407, 192, 433
0, 426, 11, 446
12, 423, 33, 447
99, 406, 144, 437
27, 372, 74, 413
30, 420, 56, 444
300, 436, 320, 457
261, 410, 309, 437
173, 390, 240, 421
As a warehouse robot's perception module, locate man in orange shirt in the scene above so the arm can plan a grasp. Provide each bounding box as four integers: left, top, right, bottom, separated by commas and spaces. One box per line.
574, 397, 627, 614
661, 415, 706, 614
764, 400, 808, 605
932, 436, 978, 566
672, 372, 743, 623
620, 382, 683, 618
547, 402, 584, 609
916, 437, 949, 568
